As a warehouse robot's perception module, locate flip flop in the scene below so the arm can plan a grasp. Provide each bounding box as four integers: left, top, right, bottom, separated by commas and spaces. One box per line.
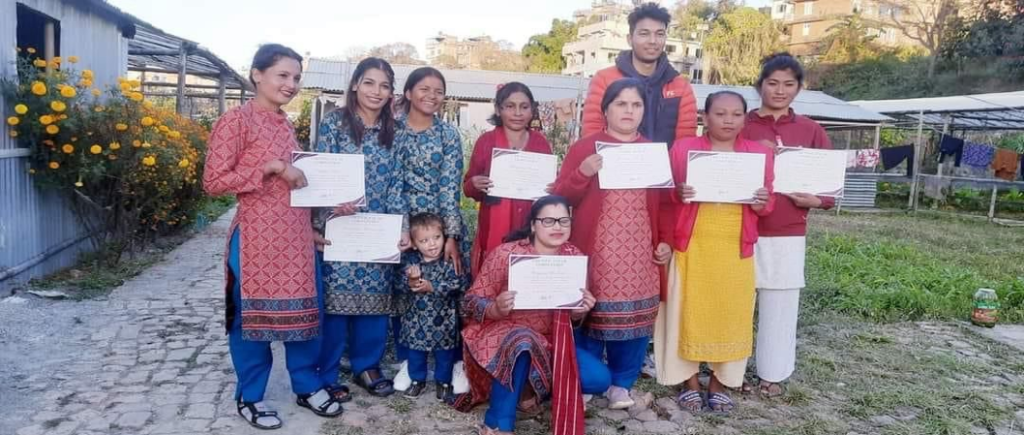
354, 369, 395, 397
706, 392, 735, 414
676, 389, 703, 413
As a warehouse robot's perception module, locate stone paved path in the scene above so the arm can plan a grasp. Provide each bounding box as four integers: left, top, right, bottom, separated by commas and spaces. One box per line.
2, 210, 324, 435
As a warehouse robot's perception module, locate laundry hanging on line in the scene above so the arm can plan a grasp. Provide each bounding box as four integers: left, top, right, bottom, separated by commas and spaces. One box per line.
938, 134, 964, 166
880, 145, 916, 176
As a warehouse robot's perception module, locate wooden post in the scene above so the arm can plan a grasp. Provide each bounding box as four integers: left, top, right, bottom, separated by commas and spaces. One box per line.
909, 112, 925, 210
988, 185, 998, 221
217, 74, 227, 115
176, 43, 188, 115
44, 21, 55, 73
140, 70, 147, 98
873, 125, 881, 150
239, 87, 246, 104
934, 118, 952, 209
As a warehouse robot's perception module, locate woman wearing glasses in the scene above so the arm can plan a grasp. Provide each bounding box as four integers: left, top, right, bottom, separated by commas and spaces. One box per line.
552, 78, 673, 410
457, 195, 608, 435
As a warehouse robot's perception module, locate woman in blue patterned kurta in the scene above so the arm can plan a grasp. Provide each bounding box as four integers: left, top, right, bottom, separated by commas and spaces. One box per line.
314, 58, 407, 399
391, 68, 472, 393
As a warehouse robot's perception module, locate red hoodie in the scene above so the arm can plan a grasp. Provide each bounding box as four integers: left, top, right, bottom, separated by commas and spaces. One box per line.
741, 109, 835, 237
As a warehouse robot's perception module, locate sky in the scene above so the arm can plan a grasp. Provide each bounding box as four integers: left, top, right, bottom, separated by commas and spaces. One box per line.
107, 0, 770, 72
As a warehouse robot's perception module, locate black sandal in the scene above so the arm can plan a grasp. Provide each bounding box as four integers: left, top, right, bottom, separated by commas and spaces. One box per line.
405, 381, 426, 398
296, 389, 344, 418
436, 382, 454, 402
326, 384, 352, 403
354, 369, 395, 397
237, 401, 282, 430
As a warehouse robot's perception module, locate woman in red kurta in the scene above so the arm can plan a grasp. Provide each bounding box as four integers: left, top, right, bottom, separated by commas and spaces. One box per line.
464, 82, 553, 276
456, 195, 609, 435
203, 44, 343, 429
553, 78, 674, 410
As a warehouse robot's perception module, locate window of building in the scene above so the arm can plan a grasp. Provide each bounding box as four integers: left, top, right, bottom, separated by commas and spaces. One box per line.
666, 45, 676, 53
16, 4, 61, 62
802, 23, 811, 36
804, 1, 813, 15
695, 48, 703, 58
853, 0, 862, 13
607, 52, 615, 62
879, 4, 890, 16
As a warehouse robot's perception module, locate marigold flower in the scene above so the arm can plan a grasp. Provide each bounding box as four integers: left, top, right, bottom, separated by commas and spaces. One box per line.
115, 123, 128, 131
132, 140, 142, 147
128, 79, 141, 88
48, 161, 59, 169
68, 56, 79, 64
39, 115, 54, 125
142, 155, 156, 166
62, 144, 74, 154
168, 131, 181, 139
31, 82, 47, 96
46, 125, 59, 135
158, 125, 169, 133
60, 86, 77, 98
119, 82, 131, 92
81, 69, 94, 80
178, 159, 190, 168
91, 88, 102, 97
90, 144, 102, 154
141, 117, 155, 126
33, 59, 47, 68
6, 116, 19, 126
14, 104, 28, 115
9, 130, 18, 138
52, 56, 61, 64
109, 142, 121, 150
129, 92, 143, 102
142, 142, 152, 148
50, 101, 66, 112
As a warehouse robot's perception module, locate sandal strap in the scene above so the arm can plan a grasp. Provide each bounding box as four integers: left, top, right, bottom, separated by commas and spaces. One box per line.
707, 392, 734, 406
237, 402, 279, 419
676, 390, 701, 404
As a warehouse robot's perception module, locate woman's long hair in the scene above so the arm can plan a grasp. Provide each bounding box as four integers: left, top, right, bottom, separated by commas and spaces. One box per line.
340, 57, 396, 147
503, 195, 572, 243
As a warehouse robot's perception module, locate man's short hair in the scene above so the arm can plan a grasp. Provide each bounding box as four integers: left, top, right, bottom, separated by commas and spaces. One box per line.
628, 2, 672, 34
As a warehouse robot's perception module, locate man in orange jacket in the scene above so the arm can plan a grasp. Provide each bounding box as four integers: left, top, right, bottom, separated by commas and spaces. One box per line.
581, 2, 698, 148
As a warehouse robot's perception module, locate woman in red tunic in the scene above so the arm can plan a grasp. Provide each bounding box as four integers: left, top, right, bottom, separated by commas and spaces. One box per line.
457, 195, 609, 435
552, 78, 673, 410
463, 82, 553, 277
203, 44, 343, 430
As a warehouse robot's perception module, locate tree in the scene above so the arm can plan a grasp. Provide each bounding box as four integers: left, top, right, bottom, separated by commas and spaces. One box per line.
868, 0, 960, 77
672, 0, 715, 40
820, 13, 880, 63
477, 45, 528, 72
947, 0, 1024, 59
522, 19, 579, 73
348, 43, 425, 65
703, 7, 785, 85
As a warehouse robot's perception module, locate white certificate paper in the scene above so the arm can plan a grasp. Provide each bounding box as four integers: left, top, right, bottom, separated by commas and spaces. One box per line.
508, 255, 588, 310
596, 142, 674, 190
488, 149, 557, 200
686, 151, 765, 204
324, 213, 402, 264
774, 147, 847, 197
290, 152, 367, 208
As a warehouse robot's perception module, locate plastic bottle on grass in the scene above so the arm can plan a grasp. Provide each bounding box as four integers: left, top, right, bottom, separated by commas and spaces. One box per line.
971, 288, 999, 328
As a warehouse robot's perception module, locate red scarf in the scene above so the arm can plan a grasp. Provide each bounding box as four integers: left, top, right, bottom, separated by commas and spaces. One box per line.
551, 311, 584, 435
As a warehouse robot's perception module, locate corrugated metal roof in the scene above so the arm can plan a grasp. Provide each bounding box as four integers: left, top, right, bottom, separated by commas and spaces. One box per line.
305, 58, 890, 124
851, 91, 1024, 130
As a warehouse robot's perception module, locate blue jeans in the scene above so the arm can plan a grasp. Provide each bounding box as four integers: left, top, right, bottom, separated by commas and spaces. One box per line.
575, 331, 649, 389
408, 348, 459, 383
318, 314, 389, 387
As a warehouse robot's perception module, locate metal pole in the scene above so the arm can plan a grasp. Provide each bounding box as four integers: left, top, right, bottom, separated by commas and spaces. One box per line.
988, 185, 998, 221
176, 43, 188, 115
44, 21, 55, 74
909, 112, 924, 210
873, 125, 881, 150
217, 75, 227, 115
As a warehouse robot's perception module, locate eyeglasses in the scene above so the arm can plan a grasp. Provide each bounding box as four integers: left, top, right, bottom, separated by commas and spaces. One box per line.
533, 217, 572, 228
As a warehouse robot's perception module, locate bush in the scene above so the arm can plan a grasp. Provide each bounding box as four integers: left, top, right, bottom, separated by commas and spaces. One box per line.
2, 50, 209, 262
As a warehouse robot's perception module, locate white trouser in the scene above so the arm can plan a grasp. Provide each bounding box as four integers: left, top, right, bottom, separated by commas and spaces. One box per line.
754, 237, 806, 383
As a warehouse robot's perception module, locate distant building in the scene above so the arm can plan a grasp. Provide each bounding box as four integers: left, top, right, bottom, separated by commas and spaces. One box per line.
424, 33, 513, 70
561, 0, 707, 82
773, 0, 943, 56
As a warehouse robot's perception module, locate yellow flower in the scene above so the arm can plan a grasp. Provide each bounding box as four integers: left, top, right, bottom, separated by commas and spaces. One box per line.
141, 116, 155, 126
109, 142, 121, 150
52, 56, 61, 64
31, 81, 47, 96
143, 101, 154, 109
48, 59, 60, 69
158, 125, 170, 133
91, 88, 102, 97
132, 140, 142, 147
94, 106, 105, 112
33, 59, 47, 68
78, 79, 93, 88
60, 114, 68, 120
27, 47, 36, 54
115, 123, 128, 131
129, 92, 143, 102
68, 56, 79, 64
50, 101, 67, 112
14, 104, 28, 115
168, 131, 181, 139
62, 144, 74, 153
141, 142, 152, 148
8, 130, 17, 138
119, 82, 131, 92
6, 116, 19, 126
46, 125, 59, 135
142, 155, 156, 166
178, 159, 190, 168
81, 69, 94, 80
74, 181, 84, 187
48, 161, 59, 169
90, 144, 102, 154
39, 115, 54, 125
60, 86, 77, 98
128, 79, 141, 88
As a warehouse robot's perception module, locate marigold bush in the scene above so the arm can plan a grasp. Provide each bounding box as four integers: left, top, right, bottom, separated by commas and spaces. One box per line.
2, 50, 210, 260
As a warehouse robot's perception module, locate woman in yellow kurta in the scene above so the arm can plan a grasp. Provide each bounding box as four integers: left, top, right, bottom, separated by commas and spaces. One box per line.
654, 91, 776, 414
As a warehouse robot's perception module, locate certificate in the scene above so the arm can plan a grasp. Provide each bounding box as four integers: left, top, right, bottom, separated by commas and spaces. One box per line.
290, 152, 366, 207
508, 255, 588, 310
596, 142, 674, 189
324, 213, 402, 263
686, 151, 765, 204
488, 149, 557, 200
773, 147, 847, 197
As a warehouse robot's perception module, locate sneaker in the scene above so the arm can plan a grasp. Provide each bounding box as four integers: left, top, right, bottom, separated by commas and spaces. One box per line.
404, 381, 426, 398
452, 361, 469, 394
393, 360, 412, 392
606, 386, 635, 410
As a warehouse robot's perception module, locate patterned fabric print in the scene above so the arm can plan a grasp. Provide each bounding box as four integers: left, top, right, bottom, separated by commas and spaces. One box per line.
204, 102, 318, 342
314, 110, 407, 315
585, 189, 660, 341
395, 252, 464, 351
460, 240, 583, 408
962, 142, 996, 168
855, 149, 880, 168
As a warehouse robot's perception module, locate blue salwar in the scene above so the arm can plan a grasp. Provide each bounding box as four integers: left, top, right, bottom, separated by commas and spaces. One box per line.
484, 342, 612, 432
407, 348, 459, 383
575, 331, 649, 390
227, 228, 324, 402
317, 314, 389, 388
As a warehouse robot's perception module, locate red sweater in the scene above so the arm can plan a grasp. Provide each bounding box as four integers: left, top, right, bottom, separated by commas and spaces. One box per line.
664, 136, 776, 259
741, 109, 834, 237
553, 132, 673, 296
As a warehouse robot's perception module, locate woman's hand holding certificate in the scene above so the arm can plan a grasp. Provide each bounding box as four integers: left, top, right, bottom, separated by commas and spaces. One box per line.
289, 152, 367, 207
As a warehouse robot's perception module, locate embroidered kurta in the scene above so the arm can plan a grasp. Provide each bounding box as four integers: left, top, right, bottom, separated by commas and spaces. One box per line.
395, 251, 464, 351
459, 240, 583, 408
314, 110, 406, 316
463, 127, 553, 276
203, 101, 318, 342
